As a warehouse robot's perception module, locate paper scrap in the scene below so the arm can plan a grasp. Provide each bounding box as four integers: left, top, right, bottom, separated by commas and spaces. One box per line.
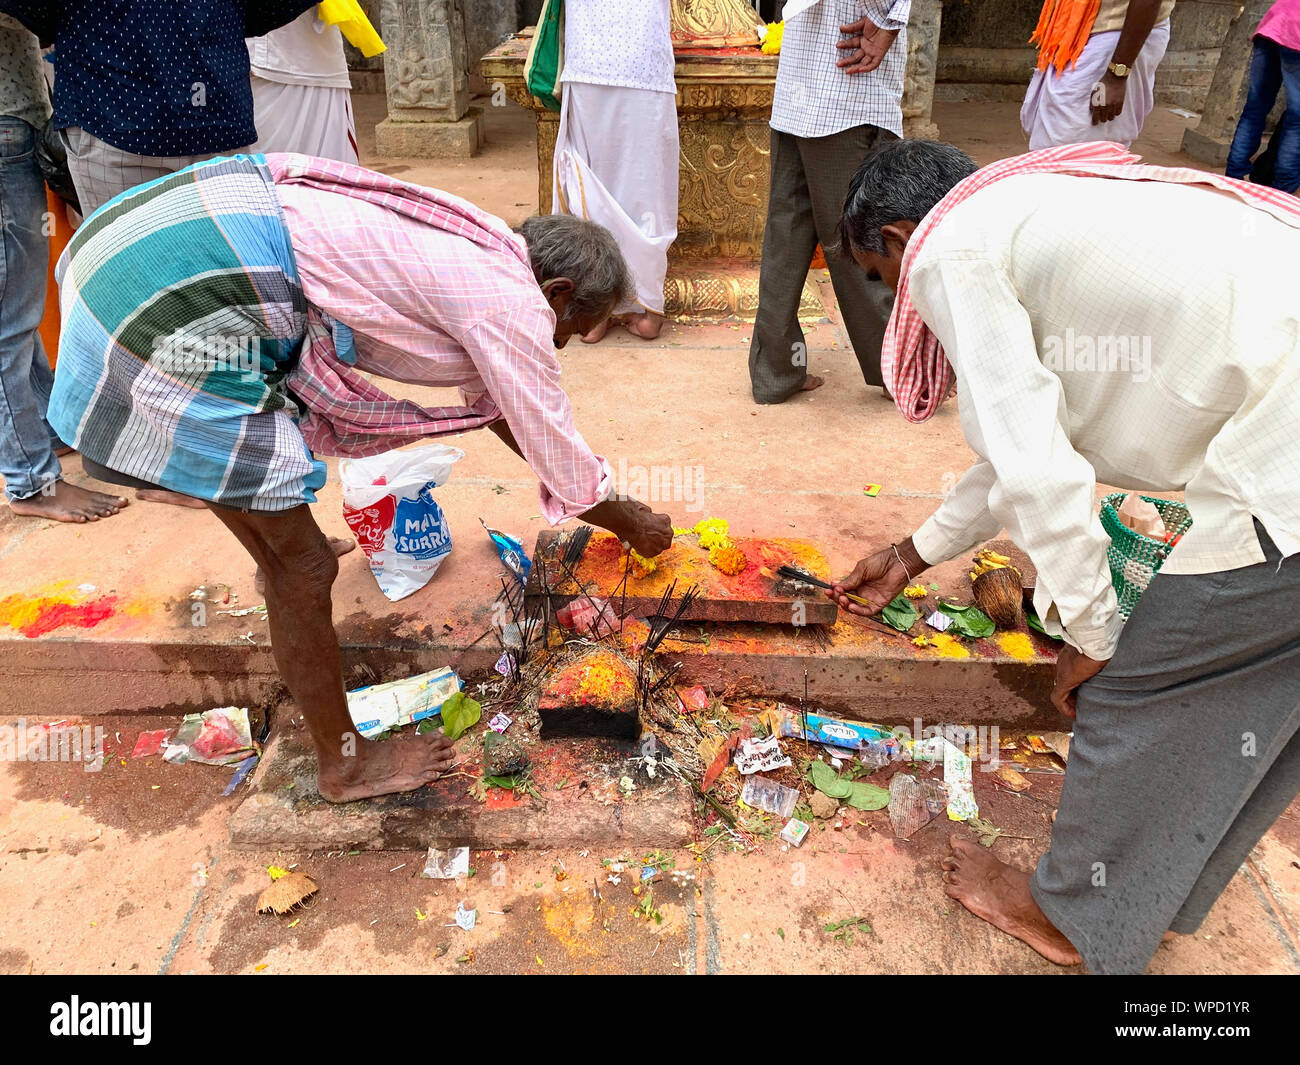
943, 740, 979, 821
422, 846, 470, 879
733, 736, 792, 776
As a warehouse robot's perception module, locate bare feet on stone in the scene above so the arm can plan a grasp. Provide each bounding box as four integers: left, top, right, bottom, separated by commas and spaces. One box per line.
316, 728, 458, 802
580, 318, 611, 344
941, 835, 1083, 966
136, 488, 208, 509
624, 311, 663, 339
255, 535, 355, 596
10, 481, 127, 523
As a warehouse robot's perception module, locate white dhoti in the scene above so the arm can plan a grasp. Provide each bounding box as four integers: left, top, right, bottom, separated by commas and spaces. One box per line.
1020, 21, 1171, 150
552, 82, 679, 316
249, 78, 359, 163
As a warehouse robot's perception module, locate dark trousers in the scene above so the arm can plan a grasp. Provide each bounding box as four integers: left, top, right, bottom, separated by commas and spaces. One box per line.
1031, 523, 1300, 974
1225, 36, 1300, 193
749, 125, 896, 402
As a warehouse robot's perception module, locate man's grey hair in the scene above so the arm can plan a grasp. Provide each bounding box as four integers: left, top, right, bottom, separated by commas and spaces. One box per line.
837, 140, 978, 256
517, 214, 632, 320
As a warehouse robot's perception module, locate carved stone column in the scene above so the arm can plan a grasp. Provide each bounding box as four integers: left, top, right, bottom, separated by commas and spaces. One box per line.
902, 0, 942, 140
375, 0, 485, 157
1181, 0, 1272, 165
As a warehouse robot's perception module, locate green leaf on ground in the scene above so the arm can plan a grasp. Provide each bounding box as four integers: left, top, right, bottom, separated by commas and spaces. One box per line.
440, 692, 482, 740
880, 594, 920, 632
937, 601, 996, 639
808, 760, 889, 811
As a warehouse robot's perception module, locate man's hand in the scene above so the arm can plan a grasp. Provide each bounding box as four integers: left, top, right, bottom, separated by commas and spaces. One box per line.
837, 19, 899, 75
830, 538, 925, 616
581, 497, 673, 558
1090, 70, 1129, 125
1051, 643, 1110, 718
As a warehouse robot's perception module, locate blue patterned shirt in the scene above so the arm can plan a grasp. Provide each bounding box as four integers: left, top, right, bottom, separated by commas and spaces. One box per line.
0, 1, 315, 155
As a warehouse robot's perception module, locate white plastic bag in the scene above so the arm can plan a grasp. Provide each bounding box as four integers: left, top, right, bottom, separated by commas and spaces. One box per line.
340, 445, 464, 601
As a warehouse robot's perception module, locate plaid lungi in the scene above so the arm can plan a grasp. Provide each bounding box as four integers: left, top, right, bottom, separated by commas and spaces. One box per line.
48, 154, 327, 511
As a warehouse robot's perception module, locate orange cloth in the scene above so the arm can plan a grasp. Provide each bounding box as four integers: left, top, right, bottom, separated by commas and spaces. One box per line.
1031, 0, 1102, 74
38, 190, 73, 370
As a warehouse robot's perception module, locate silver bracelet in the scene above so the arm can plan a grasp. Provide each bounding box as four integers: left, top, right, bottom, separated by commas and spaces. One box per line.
891, 542, 915, 585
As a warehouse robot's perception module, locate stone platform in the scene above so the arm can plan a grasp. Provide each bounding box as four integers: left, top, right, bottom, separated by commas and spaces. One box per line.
228, 731, 695, 851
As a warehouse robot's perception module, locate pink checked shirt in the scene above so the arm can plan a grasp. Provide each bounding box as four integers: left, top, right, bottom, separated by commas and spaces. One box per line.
273, 176, 613, 524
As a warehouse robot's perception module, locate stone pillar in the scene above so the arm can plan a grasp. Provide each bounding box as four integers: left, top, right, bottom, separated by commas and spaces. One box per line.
902, 0, 943, 139
375, 0, 485, 157
1181, 0, 1271, 166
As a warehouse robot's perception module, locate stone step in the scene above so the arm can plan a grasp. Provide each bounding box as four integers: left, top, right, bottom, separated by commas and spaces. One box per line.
228, 731, 696, 852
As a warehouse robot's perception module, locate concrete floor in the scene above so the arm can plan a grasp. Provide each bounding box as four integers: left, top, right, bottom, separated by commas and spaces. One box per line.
1, 96, 1297, 975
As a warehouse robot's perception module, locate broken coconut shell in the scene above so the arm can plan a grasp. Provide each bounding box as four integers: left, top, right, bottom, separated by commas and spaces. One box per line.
256, 871, 318, 915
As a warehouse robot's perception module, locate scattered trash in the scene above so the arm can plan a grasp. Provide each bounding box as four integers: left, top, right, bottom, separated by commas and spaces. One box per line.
131, 730, 169, 758
555, 596, 617, 636
740, 774, 799, 818
346, 667, 462, 740
493, 652, 516, 676
925, 610, 954, 632
422, 846, 471, 879
1038, 731, 1071, 761
887, 773, 946, 838
619, 775, 636, 794
943, 740, 979, 821
222, 753, 259, 796
163, 707, 257, 766
780, 818, 810, 847
340, 444, 463, 601
256, 871, 318, 915
763, 708, 902, 764
479, 518, 531, 584
734, 736, 792, 775
487, 712, 513, 733
454, 901, 477, 930
862, 483, 882, 497
995, 766, 1032, 792
677, 686, 711, 713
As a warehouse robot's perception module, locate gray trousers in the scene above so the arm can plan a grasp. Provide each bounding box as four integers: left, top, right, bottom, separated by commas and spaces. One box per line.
1032, 522, 1300, 974
748, 125, 896, 402
62, 127, 249, 218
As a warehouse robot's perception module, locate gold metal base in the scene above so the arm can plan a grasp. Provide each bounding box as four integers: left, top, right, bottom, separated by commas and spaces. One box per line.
663, 266, 825, 323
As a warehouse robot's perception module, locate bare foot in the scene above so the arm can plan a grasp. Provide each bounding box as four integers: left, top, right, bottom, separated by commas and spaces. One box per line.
317, 728, 458, 802
580, 318, 611, 344
256, 535, 356, 596
624, 312, 663, 340
941, 835, 1083, 966
136, 488, 208, 509
9, 481, 128, 523
800, 375, 825, 393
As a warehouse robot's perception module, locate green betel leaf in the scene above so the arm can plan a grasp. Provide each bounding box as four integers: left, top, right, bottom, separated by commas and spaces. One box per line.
809, 760, 890, 811
938, 602, 995, 639
1026, 611, 1064, 640
440, 691, 482, 741
880, 594, 920, 632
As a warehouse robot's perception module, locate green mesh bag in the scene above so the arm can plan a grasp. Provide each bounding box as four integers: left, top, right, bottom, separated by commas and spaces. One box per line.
1099, 492, 1193, 619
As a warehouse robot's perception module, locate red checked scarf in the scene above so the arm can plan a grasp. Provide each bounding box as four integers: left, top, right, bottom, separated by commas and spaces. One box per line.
883, 141, 1300, 424
266, 153, 532, 456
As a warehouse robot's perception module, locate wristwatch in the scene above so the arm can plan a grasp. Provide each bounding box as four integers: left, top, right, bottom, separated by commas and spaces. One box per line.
1107, 60, 1131, 78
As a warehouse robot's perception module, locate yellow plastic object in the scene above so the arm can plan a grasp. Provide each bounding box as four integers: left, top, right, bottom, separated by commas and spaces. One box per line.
318, 0, 386, 57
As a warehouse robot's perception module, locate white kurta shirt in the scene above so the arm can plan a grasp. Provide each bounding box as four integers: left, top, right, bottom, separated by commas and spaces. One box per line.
771, 0, 910, 139
907, 173, 1300, 660
560, 0, 676, 94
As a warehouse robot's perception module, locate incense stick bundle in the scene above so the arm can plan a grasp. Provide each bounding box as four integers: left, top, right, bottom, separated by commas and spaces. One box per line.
776, 565, 873, 609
